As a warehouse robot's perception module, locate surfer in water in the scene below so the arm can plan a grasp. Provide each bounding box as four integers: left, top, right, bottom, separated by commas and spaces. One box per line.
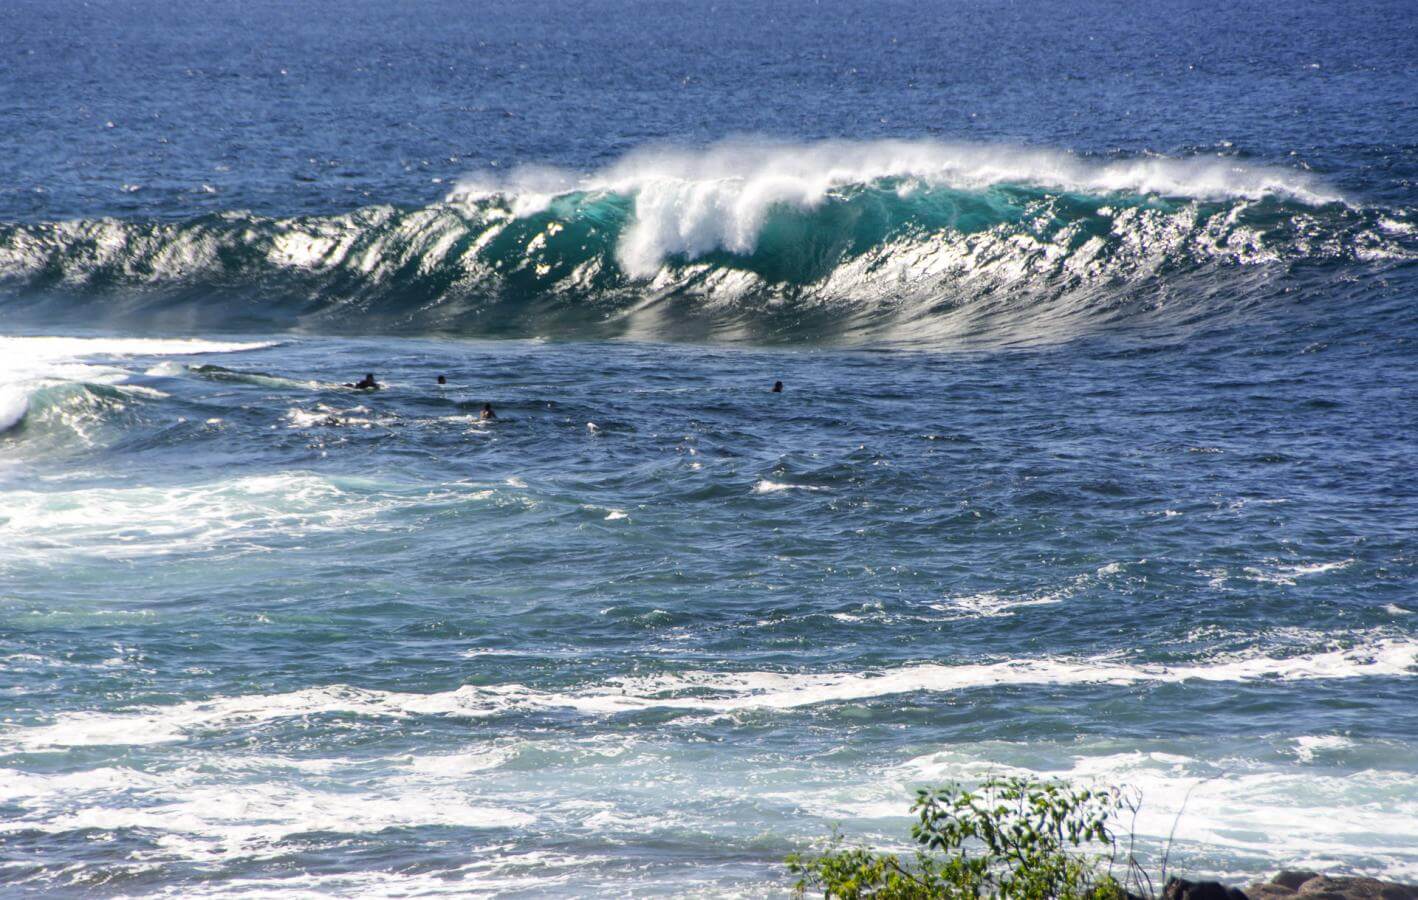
347, 373, 380, 390
480, 403, 497, 420
771, 380, 783, 393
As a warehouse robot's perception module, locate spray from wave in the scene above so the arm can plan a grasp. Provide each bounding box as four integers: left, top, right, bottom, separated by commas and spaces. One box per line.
448, 139, 1349, 276
0, 140, 1410, 343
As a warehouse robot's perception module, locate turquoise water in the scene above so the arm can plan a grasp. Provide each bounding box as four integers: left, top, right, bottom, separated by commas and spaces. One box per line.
2, 0, 1417, 894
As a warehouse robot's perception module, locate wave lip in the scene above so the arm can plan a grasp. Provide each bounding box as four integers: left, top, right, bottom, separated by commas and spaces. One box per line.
450, 138, 1349, 277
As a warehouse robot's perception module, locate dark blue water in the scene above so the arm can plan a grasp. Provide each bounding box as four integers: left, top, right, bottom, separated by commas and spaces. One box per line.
1, 1, 1416, 895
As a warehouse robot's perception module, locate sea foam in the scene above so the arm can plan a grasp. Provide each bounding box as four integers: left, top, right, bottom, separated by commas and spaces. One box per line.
0, 384, 29, 433
885, 745, 1418, 882
9, 636, 1415, 750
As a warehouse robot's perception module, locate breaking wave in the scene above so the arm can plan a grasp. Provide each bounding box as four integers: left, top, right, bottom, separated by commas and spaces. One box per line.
1, 140, 1412, 343
0, 337, 276, 454
9, 635, 1416, 749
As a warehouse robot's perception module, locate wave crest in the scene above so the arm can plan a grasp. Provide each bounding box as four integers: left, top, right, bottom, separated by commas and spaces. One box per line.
449, 139, 1348, 277
1, 140, 1410, 343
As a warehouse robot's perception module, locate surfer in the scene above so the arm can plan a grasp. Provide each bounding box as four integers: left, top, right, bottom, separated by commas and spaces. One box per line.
437, 375, 447, 385
347, 373, 380, 390
480, 403, 497, 420
771, 380, 783, 393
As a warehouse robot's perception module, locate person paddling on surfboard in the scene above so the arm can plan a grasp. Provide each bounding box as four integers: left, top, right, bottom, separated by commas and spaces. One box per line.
480, 403, 497, 420
347, 373, 380, 390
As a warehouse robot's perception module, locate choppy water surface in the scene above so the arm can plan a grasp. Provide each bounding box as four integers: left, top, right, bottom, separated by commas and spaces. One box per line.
2, 327, 1414, 895
2, 0, 1417, 895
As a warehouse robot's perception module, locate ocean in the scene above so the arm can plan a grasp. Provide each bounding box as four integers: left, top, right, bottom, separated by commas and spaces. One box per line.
1, 0, 1416, 895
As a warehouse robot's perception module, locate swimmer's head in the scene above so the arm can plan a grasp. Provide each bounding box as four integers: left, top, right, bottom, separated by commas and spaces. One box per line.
437, 375, 447, 385
771, 380, 783, 393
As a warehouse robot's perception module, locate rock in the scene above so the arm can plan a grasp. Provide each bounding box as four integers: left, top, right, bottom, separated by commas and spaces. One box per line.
1276, 873, 1323, 891
1247, 873, 1418, 900
1164, 877, 1250, 900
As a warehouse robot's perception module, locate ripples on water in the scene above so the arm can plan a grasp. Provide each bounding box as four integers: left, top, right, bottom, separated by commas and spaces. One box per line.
1, 323, 1414, 893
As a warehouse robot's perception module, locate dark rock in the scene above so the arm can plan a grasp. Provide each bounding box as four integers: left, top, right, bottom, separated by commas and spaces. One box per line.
1302, 876, 1418, 900
1164, 877, 1250, 900
1247, 873, 1418, 900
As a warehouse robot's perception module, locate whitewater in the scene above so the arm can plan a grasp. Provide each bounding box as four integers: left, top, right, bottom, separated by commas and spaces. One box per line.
2, 319, 1415, 894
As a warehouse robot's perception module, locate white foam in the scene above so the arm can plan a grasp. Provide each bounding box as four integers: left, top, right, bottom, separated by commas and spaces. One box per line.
160, 849, 616, 897
930, 565, 1123, 618
448, 138, 1344, 276
0, 336, 277, 447
0, 336, 277, 380
406, 748, 515, 774
10, 637, 1415, 750
0, 471, 499, 561
889, 745, 1418, 882
0, 764, 535, 857
284, 405, 399, 429
753, 479, 825, 493
1291, 734, 1354, 762
0, 384, 29, 433
1244, 559, 1353, 585
1282, 560, 1353, 577
932, 591, 1063, 617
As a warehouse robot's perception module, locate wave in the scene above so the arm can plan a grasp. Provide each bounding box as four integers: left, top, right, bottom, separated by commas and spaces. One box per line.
9, 635, 1415, 750
0, 336, 276, 453
447, 139, 1351, 277
1, 140, 1411, 343
0, 765, 536, 855
874, 744, 1418, 882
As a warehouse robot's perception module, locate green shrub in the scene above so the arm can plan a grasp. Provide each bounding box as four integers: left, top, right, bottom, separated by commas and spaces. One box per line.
787, 777, 1137, 899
